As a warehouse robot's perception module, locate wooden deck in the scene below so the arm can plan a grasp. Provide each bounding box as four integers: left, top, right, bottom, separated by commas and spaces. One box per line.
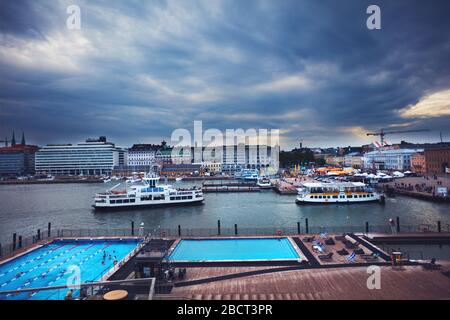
171, 262, 450, 300
301, 234, 377, 265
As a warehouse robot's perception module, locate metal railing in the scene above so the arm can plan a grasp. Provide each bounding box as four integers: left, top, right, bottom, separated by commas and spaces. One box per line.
0, 277, 156, 300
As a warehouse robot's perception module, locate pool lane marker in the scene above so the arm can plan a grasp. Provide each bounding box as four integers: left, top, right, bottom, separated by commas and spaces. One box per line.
0, 244, 68, 278
0, 243, 96, 290
1, 242, 123, 297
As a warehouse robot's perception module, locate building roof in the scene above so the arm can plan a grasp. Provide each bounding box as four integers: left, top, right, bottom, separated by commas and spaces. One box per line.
129, 144, 160, 152
302, 182, 366, 188
365, 148, 423, 155
0, 144, 39, 153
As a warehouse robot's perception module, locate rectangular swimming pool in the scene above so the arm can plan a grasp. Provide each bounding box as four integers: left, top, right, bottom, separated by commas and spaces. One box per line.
0, 239, 140, 300
167, 238, 300, 262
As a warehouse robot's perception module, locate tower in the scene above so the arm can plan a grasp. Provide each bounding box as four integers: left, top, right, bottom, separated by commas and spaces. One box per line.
11, 130, 16, 146
21, 131, 26, 145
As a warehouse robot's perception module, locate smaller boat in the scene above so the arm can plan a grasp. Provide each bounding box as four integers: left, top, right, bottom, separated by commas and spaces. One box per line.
241, 169, 259, 180
175, 177, 183, 182
257, 177, 272, 189
103, 178, 111, 183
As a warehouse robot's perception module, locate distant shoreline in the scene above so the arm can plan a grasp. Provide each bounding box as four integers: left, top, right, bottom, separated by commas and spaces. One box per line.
0, 175, 234, 185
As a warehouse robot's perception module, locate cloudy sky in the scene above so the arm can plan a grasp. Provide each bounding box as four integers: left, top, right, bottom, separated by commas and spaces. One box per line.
1, 0, 450, 149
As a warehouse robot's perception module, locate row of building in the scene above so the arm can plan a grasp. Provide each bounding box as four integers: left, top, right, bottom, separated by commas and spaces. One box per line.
323, 146, 450, 174
0, 133, 276, 177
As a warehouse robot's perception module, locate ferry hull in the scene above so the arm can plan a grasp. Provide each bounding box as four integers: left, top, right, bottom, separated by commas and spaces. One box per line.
295, 198, 382, 205
93, 198, 204, 211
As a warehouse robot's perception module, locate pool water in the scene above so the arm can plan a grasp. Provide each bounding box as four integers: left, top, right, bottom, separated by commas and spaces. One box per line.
168, 238, 300, 261
0, 239, 140, 300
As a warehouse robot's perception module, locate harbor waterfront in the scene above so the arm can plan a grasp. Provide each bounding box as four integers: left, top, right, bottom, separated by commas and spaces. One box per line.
0, 181, 449, 244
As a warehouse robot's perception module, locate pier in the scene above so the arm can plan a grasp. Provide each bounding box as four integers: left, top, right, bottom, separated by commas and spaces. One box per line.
202, 180, 260, 193
272, 179, 298, 195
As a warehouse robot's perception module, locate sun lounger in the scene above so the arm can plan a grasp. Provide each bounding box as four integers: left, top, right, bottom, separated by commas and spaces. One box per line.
361, 254, 378, 261
344, 241, 359, 249
353, 248, 365, 255
337, 248, 349, 256
303, 236, 315, 242
334, 235, 346, 241
318, 252, 333, 260
324, 238, 335, 245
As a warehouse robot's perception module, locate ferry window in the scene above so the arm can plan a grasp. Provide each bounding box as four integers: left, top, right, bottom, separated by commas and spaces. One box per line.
332, 196, 338, 199
116, 200, 123, 203
130, 199, 135, 203
170, 197, 176, 200
318, 196, 322, 199
110, 200, 116, 204
188, 196, 192, 199
347, 195, 352, 198
123, 199, 129, 203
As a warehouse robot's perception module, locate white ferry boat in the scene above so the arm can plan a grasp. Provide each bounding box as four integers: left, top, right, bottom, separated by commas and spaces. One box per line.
257, 177, 272, 189
296, 182, 384, 205
93, 173, 204, 210
242, 169, 259, 180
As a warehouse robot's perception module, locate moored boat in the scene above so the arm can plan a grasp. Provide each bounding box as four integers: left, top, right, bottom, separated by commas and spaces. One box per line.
296, 182, 384, 205
93, 173, 204, 210
257, 177, 272, 189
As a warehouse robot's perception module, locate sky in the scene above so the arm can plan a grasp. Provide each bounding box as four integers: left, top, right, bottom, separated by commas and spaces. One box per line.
0, 0, 450, 150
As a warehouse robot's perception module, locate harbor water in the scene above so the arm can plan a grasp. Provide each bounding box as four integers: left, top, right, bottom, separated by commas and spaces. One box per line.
0, 181, 449, 243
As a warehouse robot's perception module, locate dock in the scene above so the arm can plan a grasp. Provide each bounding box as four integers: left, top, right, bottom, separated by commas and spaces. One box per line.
272, 180, 298, 195
202, 186, 260, 193
202, 180, 260, 193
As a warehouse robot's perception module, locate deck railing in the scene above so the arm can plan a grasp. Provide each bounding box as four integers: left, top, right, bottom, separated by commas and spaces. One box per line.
0, 277, 156, 300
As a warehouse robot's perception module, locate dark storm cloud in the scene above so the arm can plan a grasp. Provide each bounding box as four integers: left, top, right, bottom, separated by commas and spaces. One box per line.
0, 0, 449, 148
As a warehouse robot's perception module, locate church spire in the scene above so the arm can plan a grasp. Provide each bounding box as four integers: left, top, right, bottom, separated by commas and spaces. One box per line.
21, 131, 25, 145
11, 130, 16, 146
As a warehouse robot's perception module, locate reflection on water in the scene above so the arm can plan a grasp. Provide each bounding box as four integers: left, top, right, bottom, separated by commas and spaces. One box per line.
0, 181, 449, 243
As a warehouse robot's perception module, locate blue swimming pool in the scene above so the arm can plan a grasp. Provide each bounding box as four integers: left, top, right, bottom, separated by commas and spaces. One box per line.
0, 239, 140, 300
168, 238, 300, 261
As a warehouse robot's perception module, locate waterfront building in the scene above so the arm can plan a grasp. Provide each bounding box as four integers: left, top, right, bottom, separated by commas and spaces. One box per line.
344, 152, 363, 169
0, 132, 38, 176
363, 149, 423, 171
425, 147, 450, 175
0, 144, 39, 176
127, 144, 158, 166
200, 162, 222, 174
117, 147, 128, 166
410, 152, 426, 174
35, 136, 119, 176
221, 144, 274, 173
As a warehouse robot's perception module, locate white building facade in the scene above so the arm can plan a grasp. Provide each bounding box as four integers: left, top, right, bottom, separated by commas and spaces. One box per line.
363, 149, 423, 171
127, 144, 158, 166
35, 137, 119, 175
